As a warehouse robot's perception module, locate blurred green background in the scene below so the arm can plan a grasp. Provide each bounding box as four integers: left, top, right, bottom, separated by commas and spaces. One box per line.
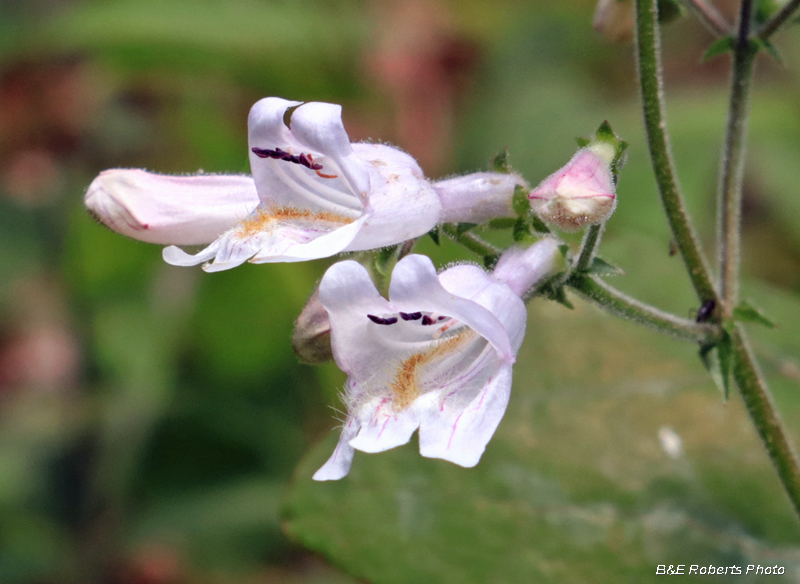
1, 0, 800, 582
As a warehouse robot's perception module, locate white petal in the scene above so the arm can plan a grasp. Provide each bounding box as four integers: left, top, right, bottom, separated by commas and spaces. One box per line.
313, 417, 359, 481
344, 144, 442, 252
418, 364, 512, 467
434, 172, 525, 224
389, 255, 515, 361
318, 260, 394, 377
437, 264, 527, 354
85, 170, 258, 245
348, 403, 420, 453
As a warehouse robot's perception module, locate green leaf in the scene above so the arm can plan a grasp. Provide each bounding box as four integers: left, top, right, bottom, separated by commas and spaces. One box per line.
491, 147, 510, 173
482, 254, 499, 269
373, 245, 398, 276
703, 36, 736, 61
574, 136, 591, 148
427, 227, 441, 246
456, 222, 478, 236
486, 217, 518, 230
699, 332, 733, 401
512, 218, 531, 242
512, 184, 530, 219
751, 37, 782, 62
733, 300, 776, 328
587, 256, 625, 276
530, 215, 551, 234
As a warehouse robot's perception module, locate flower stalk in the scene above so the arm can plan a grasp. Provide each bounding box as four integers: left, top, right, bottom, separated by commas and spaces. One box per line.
757, 0, 800, 40
634, 0, 718, 304
636, 0, 800, 519
575, 223, 605, 272
718, 0, 756, 317
566, 273, 722, 344
679, 0, 731, 36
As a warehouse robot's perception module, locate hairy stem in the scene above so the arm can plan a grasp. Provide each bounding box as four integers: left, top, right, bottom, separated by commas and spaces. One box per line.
731, 326, 800, 518
635, 0, 719, 303
441, 224, 501, 258
575, 223, 605, 272
679, 0, 732, 36
566, 274, 721, 344
717, 0, 756, 317
757, 0, 800, 40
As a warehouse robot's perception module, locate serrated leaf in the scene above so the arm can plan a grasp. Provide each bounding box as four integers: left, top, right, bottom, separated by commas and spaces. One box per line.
733, 300, 776, 328
703, 36, 736, 61
587, 256, 625, 276
512, 218, 531, 242
427, 227, 440, 246
512, 184, 529, 218
491, 147, 510, 173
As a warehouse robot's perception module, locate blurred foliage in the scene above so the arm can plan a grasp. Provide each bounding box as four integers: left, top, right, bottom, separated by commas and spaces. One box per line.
0, 0, 799, 583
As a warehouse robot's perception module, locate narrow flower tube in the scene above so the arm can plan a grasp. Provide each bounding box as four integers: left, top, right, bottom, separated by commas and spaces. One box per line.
433, 172, 528, 224
85, 169, 259, 245
313, 254, 527, 481
528, 144, 617, 231
492, 238, 564, 298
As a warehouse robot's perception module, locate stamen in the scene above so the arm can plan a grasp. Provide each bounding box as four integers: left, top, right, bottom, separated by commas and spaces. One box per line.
399, 312, 422, 321
422, 315, 435, 325
251, 148, 339, 179
367, 314, 398, 325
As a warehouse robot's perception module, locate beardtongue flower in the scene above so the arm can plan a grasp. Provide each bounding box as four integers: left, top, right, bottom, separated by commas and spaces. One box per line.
528, 143, 617, 232
86, 97, 442, 271
313, 239, 561, 481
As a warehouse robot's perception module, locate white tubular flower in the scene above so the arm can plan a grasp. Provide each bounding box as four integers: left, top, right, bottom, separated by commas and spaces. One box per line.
85, 169, 259, 246
163, 98, 442, 271
433, 172, 528, 224
313, 254, 526, 481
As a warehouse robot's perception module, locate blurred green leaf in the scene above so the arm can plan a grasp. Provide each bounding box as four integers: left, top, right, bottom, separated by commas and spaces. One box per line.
733, 300, 776, 329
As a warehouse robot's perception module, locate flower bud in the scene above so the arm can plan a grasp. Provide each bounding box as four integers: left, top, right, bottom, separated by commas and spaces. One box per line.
593, 0, 634, 43
84, 169, 259, 245
492, 238, 564, 298
433, 172, 528, 224
291, 288, 333, 364
528, 145, 616, 232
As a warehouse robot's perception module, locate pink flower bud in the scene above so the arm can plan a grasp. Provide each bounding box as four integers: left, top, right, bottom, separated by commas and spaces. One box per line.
528, 145, 616, 232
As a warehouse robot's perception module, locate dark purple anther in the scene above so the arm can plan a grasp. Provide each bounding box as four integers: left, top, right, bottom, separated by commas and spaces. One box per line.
298, 153, 312, 168
421, 315, 435, 325
437, 315, 447, 321
399, 312, 422, 321
368, 314, 398, 325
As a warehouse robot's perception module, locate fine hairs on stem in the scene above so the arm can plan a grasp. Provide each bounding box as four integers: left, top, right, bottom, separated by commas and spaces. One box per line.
634, 0, 800, 518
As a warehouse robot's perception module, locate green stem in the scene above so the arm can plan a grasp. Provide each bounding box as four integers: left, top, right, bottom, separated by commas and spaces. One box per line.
566, 274, 721, 344
575, 223, 605, 272
441, 224, 501, 258
731, 326, 800, 518
718, 0, 756, 317
634, 0, 719, 303
679, 0, 731, 36
757, 0, 800, 40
